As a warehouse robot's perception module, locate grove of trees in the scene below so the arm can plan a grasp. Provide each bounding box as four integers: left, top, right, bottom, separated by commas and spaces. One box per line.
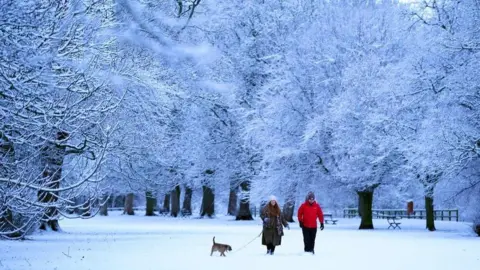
1, 0, 479, 239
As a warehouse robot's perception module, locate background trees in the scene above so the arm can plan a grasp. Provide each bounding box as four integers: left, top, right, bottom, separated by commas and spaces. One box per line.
1, 0, 479, 238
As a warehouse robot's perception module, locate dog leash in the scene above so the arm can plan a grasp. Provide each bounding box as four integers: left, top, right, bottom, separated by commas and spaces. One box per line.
231, 230, 263, 254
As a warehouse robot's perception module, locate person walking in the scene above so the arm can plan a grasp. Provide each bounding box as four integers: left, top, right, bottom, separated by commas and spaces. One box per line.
297, 191, 324, 254
260, 195, 289, 255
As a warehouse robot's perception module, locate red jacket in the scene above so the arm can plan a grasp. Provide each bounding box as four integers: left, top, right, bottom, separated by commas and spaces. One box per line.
297, 201, 324, 228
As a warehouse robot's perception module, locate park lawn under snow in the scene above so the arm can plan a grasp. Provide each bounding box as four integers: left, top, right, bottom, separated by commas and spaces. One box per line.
0, 211, 479, 270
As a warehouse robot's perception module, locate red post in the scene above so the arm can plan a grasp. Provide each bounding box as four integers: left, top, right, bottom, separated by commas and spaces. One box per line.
407, 200, 414, 217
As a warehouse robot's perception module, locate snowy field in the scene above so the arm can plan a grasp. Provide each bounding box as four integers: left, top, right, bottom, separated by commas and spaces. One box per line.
0, 211, 479, 270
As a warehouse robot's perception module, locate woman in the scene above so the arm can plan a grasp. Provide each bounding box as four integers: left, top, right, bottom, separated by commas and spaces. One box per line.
260, 195, 289, 255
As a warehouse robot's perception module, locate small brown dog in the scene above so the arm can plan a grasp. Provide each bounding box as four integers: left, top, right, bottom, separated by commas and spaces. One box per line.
210, 236, 232, 257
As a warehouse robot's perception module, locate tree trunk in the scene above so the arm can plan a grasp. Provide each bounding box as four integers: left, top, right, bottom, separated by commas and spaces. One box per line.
0, 132, 20, 237
0, 131, 15, 178
181, 186, 192, 216
474, 224, 480, 237
260, 200, 267, 215
160, 193, 170, 214
0, 131, 14, 166
200, 185, 215, 218
358, 190, 374, 230
0, 209, 21, 238
228, 182, 238, 216
0, 208, 13, 233
114, 194, 125, 208
99, 193, 109, 216
283, 186, 297, 222
236, 180, 253, 220
283, 201, 295, 223
124, 193, 135, 215
145, 191, 157, 216
38, 131, 68, 231
171, 185, 181, 217
358, 195, 364, 217
425, 196, 436, 231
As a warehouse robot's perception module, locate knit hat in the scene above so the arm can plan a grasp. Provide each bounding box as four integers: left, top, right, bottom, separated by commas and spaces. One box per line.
269, 195, 277, 202
306, 191, 315, 201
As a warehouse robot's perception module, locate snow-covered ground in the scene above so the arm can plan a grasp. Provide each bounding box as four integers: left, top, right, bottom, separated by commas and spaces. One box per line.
0, 211, 478, 270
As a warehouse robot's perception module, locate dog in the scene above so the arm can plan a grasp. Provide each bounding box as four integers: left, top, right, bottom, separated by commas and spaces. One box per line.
210, 236, 232, 257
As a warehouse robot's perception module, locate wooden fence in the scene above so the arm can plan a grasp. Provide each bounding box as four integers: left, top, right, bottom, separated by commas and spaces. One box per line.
343, 208, 459, 222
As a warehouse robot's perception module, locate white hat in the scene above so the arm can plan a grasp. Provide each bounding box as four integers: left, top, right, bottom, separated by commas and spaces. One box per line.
269, 195, 277, 202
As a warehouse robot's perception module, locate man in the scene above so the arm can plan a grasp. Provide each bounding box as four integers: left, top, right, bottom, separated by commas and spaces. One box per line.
297, 191, 324, 254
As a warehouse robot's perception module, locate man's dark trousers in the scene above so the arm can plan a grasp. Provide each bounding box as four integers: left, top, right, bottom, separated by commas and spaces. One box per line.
302, 227, 317, 252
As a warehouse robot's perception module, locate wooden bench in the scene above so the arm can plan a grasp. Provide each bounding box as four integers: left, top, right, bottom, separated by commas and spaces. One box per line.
388, 222, 401, 229
380, 215, 402, 229
324, 214, 338, 225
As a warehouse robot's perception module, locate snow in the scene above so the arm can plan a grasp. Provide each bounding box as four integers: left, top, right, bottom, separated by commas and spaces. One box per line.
0, 212, 479, 270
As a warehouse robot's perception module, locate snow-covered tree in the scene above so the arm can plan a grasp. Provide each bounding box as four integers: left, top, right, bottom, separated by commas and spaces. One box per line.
398, 0, 480, 231
0, 0, 122, 238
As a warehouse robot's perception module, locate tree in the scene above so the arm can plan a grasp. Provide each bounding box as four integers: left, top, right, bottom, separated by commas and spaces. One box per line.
124, 193, 135, 215
200, 169, 215, 218
299, 0, 412, 229
145, 191, 157, 216
420, 0, 479, 230
181, 183, 193, 216
0, 0, 121, 238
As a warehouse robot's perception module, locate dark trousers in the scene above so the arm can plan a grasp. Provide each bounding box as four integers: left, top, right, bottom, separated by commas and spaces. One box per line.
302, 227, 317, 252
266, 243, 276, 254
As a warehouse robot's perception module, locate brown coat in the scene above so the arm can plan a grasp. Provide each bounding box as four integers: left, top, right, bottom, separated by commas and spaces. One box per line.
260, 204, 288, 246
